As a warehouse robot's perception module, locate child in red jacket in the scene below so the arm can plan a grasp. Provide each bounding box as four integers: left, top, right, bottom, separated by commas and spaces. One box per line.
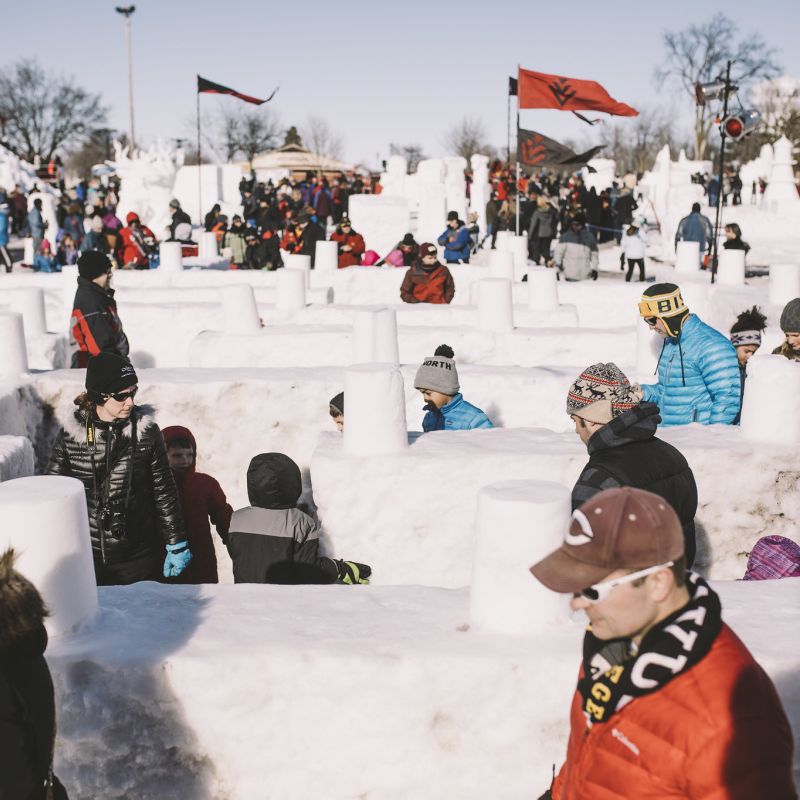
162, 425, 233, 584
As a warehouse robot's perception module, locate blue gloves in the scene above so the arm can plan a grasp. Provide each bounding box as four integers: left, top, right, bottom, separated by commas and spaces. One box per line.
163, 541, 193, 577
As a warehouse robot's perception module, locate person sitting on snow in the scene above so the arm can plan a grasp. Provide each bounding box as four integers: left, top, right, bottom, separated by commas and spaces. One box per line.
329, 392, 344, 431
414, 344, 493, 432
772, 298, 800, 362
729, 305, 767, 423
437, 210, 471, 264
330, 216, 365, 268
637, 283, 740, 426
226, 453, 371, 585
32, 239, 60, 273
119, 212, 156, 269
162, 426, 233, 585
566, 361, 698, 565
399, 243, 455, 305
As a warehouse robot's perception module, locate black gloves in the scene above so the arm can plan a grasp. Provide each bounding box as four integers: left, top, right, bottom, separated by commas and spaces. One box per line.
334, 560, 371, 585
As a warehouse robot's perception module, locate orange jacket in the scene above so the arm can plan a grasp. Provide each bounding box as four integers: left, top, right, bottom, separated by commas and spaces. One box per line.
399, 263, 455, 305
331, 231, 365, 268
552, 624, 795, 799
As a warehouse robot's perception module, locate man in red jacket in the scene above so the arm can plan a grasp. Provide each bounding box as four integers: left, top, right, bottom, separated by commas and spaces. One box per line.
118, 212, 156, 269
530, 487, 795, 800
162, 426, 233, 584
399, 242, 455, 304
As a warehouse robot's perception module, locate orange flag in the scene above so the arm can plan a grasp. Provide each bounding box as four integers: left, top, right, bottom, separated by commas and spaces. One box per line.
518, 68, 638, 117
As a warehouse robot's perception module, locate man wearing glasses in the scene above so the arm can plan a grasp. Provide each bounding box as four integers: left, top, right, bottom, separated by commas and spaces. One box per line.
638, 283, 740, 426
530, 487, 795, 799
47, 352, 192, 585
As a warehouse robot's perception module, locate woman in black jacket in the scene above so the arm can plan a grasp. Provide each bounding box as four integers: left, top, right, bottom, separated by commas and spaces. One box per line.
46, 353, 191, 586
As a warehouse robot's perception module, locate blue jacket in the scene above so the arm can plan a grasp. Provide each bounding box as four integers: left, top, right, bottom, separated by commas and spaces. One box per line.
642, 314, 741, 426
437, 225, 471, 263
674, 212, 713, 249
422, 393, 494, 432
32, 253, 60, 273
0, 207, 9, 247
27, 208, 45, 239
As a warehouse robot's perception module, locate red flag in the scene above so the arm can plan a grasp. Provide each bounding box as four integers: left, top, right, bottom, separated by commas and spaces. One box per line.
517, 68, 637, 117
197, 75, 278, 105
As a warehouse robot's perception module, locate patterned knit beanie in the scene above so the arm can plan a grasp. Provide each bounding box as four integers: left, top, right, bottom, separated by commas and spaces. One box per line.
414, 344, 459, 395
638, 283, 689, 338
566, 362, 639, 424
730, 305, 767, 348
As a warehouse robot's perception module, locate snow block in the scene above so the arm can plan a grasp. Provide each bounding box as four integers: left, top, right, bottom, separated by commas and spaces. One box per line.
0, 435, 34, 482
0, 312, 29, 376
769, 263, 800, 307
0, 475, 97, 637
470, 480, 572, 635
352, 307, 399, 365
276, 269, 307, 311
675, 240, 700, 273
477, 279, 513, 332
8, 287, 47, 337
198, 231, 218, 260
159, 241, 183, 273
285, 253, 311, 288
741, 354, 800, 446
416, 182, 447, 245
526, 268, 559, 312
495, 231, 514, 251
221, 285, 261, 333
510, 235, 529, 275
489, 250, 514, 280
23, 237, 34, 265
315, 240, 339, 273
717, 249, 745, 286
343, 364, 408, 456
348, 195, 411, 258
60, 265, 79, 320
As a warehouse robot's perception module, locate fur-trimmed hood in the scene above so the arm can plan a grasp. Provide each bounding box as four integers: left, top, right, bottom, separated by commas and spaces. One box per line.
0, 549, 48, 647
54, 398, 157, 443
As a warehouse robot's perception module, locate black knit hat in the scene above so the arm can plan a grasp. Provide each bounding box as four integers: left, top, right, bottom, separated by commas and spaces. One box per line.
447, 210, 459, 222
78, 250, 111, 280
85, 352, 138, 401
401, 233, 416, 247
329, 392, 344, 416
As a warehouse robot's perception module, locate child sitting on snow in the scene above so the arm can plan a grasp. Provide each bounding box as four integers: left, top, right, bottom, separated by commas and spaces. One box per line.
163, 426, 233, 584
329, 392, 344, 431
414, 345, 494, 432
227, 452, 371, 585
399, 243, 455, 304
32, 240, 60, 273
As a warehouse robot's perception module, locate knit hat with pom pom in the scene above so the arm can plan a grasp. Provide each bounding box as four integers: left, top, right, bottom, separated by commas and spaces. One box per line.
414, 344, 459, 395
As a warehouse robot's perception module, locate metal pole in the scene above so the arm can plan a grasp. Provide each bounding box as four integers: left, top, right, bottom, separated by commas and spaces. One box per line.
197, 90, 202, 224
515, 108, 520, 236
507, 92, 511, 167
710, 60, 731, 285
124, 14, 135, 150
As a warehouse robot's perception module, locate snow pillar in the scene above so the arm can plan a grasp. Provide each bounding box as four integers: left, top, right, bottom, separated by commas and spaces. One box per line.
60, 265, 79, 320
717, 249, 745, 286
489, 249, 514, 280
741, 355, 800, 446
495, 231, 514, 251
352, 307, 399, 364
343, 364, 408, 456
769, 263, 800, 307
469, 480, 572, 634
510, 235, 529, 274
0, 475, 98, 637
276, 269, 307, 311
23, 237, 34, 265
315, 240, 339, 273
477, 279, 514, 332
675, 241, 700, 273
198, 231, 219, 260
635, 317, 661, 383
8, 287, 47, 337
221, 284, 261, 333
159, 241, 183, 273
0, 312, 29, 376
285, 253, 312, 287
527, 267, 559, 311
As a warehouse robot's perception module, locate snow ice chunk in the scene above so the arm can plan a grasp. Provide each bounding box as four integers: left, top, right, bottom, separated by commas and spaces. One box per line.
0, 312, 29, 376
741, 354, 800, 446
769, 263, 800, 307
198, 231, 218, 260
489, 249, 514, 280
352, 307, 399, 365
675, 240, 701, 273
159, 241, 183, 273
0, 435, 34, 482
8, 286, 47, 337
314, 240, 338, 273
477, 279, 514, 332
526, 267, 559, 312
348, 195, 411, 257
276, 269, 307, 311
717, 249, 745, 286
470, 480, 572, 635
221, 285, 261, 333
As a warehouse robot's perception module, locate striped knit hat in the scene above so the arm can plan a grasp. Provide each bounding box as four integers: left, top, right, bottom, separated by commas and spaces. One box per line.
730, 306, 767, 348
566, 362, 639, 424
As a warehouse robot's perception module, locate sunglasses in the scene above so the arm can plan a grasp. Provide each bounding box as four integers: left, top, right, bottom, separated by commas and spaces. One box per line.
644, 317, 658, 326
103, 386, 138, 402
576, 562, 674, 604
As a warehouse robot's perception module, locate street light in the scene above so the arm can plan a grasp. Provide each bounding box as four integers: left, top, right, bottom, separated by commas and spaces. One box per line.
115, 6, 136, 151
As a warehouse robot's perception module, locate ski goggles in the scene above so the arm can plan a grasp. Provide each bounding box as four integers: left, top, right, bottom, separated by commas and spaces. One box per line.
103, 386, 138, 402
576, 561, 674, 604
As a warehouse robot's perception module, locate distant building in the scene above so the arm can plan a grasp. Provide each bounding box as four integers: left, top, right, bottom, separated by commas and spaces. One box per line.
251, 127, 353, 182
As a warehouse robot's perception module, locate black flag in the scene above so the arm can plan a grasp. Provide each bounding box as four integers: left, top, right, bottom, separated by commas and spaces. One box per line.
197, 75, 278, 105
508, 77, 518, 96
517, 128, 602, 169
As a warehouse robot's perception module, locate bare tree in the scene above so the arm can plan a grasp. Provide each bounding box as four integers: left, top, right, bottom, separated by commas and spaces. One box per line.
389, 143, 426, 172
216, 108, 242, 162
66, 127, 121, 179
442, 117, 493, 161
300, 116, 345, 168
0, 59, 108, 162
655, 14, 781, 159
235, 108, 282, 165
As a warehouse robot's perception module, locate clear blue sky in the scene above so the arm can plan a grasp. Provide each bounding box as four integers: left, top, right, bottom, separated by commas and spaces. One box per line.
4, 0, 798, 167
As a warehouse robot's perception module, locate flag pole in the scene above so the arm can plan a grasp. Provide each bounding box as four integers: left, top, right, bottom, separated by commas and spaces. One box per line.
515, 91, 520, 236
507, 89, 511, 168
196, 85, 202, 226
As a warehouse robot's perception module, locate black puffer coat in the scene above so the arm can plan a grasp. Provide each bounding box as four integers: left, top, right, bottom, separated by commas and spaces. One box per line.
46, 404, 184, 583
571, 402, 698, 565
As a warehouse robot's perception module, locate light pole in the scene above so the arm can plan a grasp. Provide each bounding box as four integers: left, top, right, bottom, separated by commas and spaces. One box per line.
115, 6, 136, 151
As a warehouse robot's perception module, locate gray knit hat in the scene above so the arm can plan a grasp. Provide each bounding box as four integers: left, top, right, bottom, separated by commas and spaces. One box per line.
779, 298, 800, 333
414, 344, 459, 395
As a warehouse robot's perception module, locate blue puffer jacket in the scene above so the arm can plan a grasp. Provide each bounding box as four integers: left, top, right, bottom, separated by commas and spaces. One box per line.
0, 206, 9, 247
422, 393, 494, 432
437, 225, 471, 263
642, 314, 741, 426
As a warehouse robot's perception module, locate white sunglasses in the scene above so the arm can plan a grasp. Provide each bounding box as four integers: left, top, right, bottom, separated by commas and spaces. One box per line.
576, 561, 674, 603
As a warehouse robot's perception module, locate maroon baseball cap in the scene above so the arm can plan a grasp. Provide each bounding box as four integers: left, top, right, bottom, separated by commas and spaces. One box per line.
530, 487, 684, 593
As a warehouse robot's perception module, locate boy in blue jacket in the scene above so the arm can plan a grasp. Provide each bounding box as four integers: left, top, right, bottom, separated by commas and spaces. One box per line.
415, 344, 494, 432
437, 211, 472, 264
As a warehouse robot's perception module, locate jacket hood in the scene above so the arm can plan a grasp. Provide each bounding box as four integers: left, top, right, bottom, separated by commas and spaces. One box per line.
587, 402, 661, 454
0, 549, 49, 648
56, 397, 156, 443
162, 425, 197, 474
247, 453, 302, 509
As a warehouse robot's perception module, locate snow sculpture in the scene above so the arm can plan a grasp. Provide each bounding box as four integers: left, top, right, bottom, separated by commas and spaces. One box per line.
379, 154, 408, 199
582, 158, 616, 194
739, 143, 772, 205
343, 364, 408, 456
741, 355, 800, 446
112, 140, 181, 236
221, 285, 261, 333
717, 249, 745, 286
477, 279, 514, 332
159, 241, 183, 273
348, 195, 411, 258
352, 308, 399, 365
285, 253, 311, 287
762, 136, 800, 213
469, 480, 572, 634
0, 144, 49, 194
198, 231, 218, 259
28, 190, 59, 248
416, 182, 447, 244
526, 267, 559, 312
675, 241, 701, 273
0, 312, 28, 376
489, 250, 514, 280
769, 263, 800, 307
470, 154, 490, 241
8, 287, 47, 337
0, 475, 98, 637
276, 269, 307, 311
315, 240, 338, 273
443, 157, 468, 222
416, 158, 445, 185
